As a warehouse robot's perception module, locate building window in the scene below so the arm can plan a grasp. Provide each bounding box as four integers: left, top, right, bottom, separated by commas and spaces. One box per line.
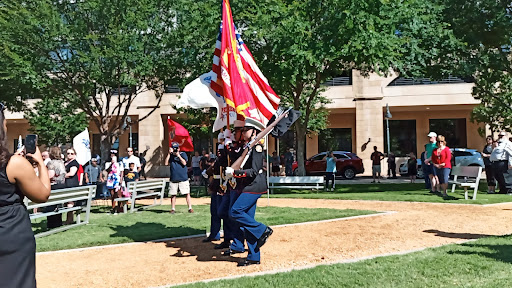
319, 128, 352, 152
383, 120, 417, 157
429, 119, 467, 148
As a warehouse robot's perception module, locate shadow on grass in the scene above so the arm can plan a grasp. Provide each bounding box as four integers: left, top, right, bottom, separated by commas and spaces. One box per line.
448, 243, 512, 264
164, 239, 240, 264
109, 222, 203, 242
424, 229, 493, 240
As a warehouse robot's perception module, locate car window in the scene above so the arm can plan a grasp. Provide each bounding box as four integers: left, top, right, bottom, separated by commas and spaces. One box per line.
311, 154, 324, 161
334, 153, 350, 159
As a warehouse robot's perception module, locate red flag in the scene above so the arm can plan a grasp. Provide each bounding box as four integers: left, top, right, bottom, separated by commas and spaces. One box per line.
219, 0, 280, 130
167, 118, 194, 152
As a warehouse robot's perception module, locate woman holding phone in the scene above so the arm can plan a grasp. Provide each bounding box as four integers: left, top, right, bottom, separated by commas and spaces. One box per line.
0, 103, 51, 287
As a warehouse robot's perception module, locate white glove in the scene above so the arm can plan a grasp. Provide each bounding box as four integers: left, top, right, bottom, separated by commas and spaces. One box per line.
225, 138, 233, 146
224, 130, 232, 139
218, 144, 225, 150
225, 167, 234, 178
202, 170, 208, 179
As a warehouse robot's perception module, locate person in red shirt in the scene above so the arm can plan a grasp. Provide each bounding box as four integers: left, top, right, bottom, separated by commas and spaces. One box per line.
431, 135, 452, 198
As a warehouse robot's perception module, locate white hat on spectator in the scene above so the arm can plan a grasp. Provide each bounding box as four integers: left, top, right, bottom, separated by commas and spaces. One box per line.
218, 132, 225, 141
427, 132, 437, 138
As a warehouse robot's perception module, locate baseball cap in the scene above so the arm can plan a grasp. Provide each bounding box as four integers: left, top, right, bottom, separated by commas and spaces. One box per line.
171, 142, 180, 149
218, 132, 225, 141
427, 132, 437, 138
499, 131, 507, 136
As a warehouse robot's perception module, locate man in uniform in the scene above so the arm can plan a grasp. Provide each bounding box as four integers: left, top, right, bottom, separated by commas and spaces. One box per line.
221, 119, 247, 257
225, 120, 273, 266
202, 133, 225, 243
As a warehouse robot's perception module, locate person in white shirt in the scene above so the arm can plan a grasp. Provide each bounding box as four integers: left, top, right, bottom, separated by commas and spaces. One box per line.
191, 151, 202, 186
490, 131, 512, 194
122, 147, 141, 173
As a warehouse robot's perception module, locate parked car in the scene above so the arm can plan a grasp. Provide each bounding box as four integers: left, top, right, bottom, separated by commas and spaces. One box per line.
399, 159, 424, 179
399, 148, 483, 180
450, 148, 484, 167
291, 151, 364, 179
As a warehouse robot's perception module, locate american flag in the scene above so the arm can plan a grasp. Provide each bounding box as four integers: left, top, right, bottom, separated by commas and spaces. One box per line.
210, 0, 280, 130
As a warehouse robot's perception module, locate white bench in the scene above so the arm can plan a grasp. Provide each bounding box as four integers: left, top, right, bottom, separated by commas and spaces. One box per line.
114, 179, 166, 213
24, 185, 96, 238
268, 176, 325, 193
448, 166, 483, 200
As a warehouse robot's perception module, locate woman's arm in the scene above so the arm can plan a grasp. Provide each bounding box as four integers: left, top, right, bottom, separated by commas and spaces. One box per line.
7, 149, 51, 203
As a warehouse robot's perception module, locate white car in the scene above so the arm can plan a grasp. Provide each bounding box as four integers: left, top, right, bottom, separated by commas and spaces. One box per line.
450, 148, 484, 167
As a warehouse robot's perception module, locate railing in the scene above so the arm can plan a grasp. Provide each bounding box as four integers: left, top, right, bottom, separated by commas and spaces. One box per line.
164, 85, 182, 93
388, 76, 474, 86
322, 76, 352, 86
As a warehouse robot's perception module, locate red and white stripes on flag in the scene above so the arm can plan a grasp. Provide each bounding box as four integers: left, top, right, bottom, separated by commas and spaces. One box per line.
212, 0, 280, 130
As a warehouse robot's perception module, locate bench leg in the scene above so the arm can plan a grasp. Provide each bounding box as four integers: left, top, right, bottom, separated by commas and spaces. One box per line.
473, 186, 478, 200
123, 203, 128, 213
464, 187, 468, 200
451, 184, 456, 193
76, 213, 81, 224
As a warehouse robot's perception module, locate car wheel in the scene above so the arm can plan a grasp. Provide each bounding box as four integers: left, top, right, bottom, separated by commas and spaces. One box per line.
343, 167, 356, 180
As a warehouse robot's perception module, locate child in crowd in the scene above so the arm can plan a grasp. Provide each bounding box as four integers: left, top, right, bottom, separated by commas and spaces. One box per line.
408, 152, 417, 183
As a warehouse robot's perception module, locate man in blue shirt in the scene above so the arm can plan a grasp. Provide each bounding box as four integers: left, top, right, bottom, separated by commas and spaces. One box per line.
165, 142, 193, 214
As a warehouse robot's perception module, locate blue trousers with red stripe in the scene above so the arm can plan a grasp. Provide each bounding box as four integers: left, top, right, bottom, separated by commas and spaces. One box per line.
231, 192, 266, 262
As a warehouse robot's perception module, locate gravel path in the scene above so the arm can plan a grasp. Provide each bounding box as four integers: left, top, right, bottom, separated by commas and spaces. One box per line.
36, 198, 512, 288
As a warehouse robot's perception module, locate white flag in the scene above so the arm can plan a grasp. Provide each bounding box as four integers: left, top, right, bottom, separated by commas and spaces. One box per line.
176, 71, 236, 131
73, 128, 91, 165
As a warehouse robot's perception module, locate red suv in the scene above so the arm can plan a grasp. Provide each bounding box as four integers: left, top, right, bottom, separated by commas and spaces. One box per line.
292, 151, 364, 179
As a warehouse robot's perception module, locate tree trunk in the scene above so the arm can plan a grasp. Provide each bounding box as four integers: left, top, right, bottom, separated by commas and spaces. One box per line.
100, 133, 113, 169
295, 122, 307, 176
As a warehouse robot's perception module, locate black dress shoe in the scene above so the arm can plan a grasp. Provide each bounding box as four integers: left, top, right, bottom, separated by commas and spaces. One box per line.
256, 226, 273, 249
222, 249, 243, 256
237, 259, 260, 267
214, 241, 230, 249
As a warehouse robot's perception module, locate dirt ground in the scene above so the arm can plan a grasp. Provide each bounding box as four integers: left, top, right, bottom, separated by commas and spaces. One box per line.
36, 198, 512, 288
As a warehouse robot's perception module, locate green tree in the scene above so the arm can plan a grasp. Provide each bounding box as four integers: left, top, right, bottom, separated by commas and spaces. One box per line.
25, 97, 88, 146
437, 1, 512, 131
0, 0, 184, 162
232, 0, 458, 174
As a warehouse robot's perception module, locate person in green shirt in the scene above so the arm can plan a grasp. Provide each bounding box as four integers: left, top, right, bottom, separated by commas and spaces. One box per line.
423, 132, 439, 193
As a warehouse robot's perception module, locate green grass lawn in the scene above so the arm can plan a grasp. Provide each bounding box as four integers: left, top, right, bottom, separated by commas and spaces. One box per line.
35, 205, 375, 252
269, 182, 512, 204
177, 234, 512, 288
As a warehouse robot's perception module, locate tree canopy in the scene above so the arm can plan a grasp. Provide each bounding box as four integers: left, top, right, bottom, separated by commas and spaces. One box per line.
0, 0, 186, 161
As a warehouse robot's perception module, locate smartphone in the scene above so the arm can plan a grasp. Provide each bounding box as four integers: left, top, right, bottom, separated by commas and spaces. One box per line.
25, 134, 38, 154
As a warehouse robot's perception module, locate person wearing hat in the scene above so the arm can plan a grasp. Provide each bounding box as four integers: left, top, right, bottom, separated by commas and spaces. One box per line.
202, 140, 233, 248
165, 142, 193, 213
84, 157, 104, 199
490, 131, 512, 194
225, 121, 273, 267
423, 132, 439, 193
222, 119, 247, 257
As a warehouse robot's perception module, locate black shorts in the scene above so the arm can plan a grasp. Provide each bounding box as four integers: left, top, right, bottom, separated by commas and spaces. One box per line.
272, 165, 280, 173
